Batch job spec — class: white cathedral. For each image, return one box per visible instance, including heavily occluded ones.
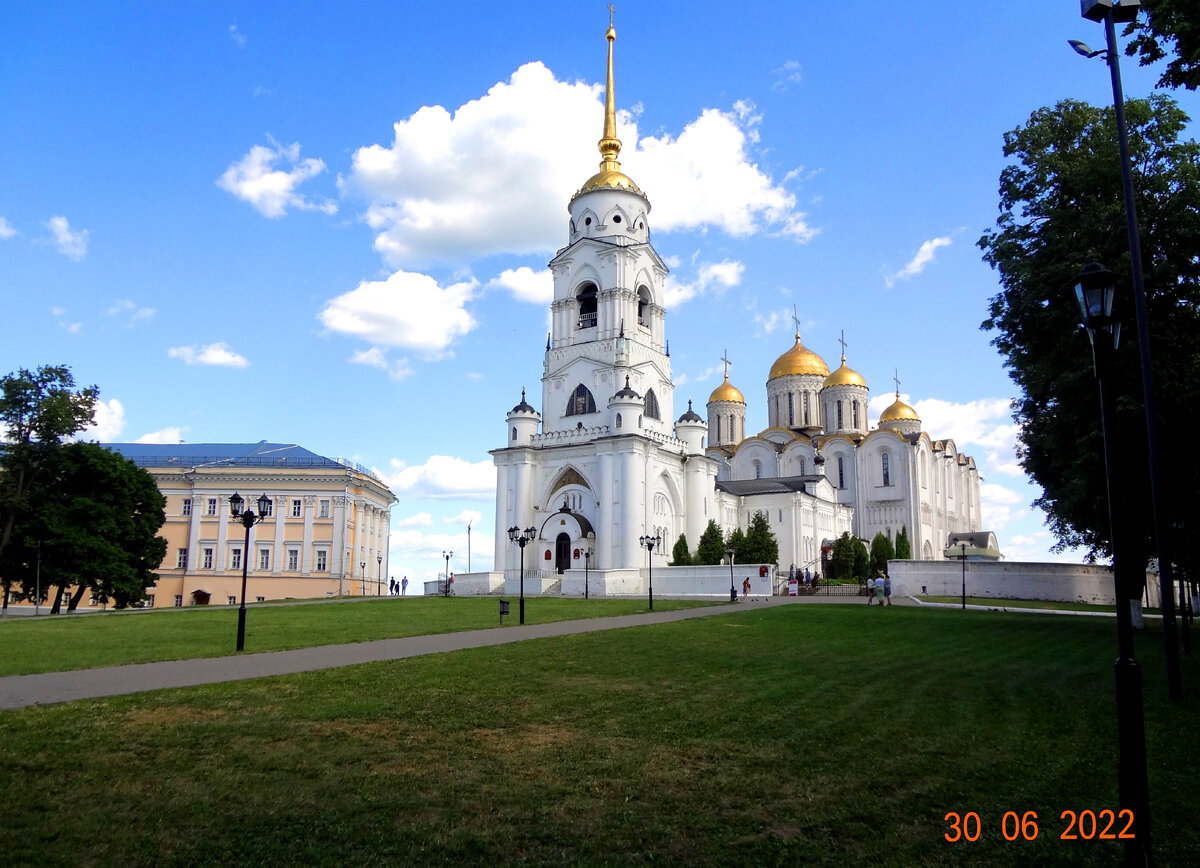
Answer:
[491,18,981,584]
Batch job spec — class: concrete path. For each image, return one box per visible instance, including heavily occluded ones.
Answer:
[3,595,863,711]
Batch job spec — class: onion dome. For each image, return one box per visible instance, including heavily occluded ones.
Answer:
[613,375,641,400]
[708,373,745,404]
[571,16,645,202]
[677,399,704,423]
[823,354,867,389]
[510,388,537,414]
[768,333,829,380]
[879,393,919,422]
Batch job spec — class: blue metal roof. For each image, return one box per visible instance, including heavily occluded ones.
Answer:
[101,441,382,481]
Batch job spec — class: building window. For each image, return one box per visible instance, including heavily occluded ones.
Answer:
[287,549,299,571]
[316,550,328,572]
[837,400,844,430]
[787,393,794,426]
[804,393,810,425]
[799,457,806,475]
[319,499,330,518]
[227,595,237,606]
[176,548,188,569]
[852,402,859,429]
[256,596,265,602]
[182,498,192,516]
[715,416,721,442]
[174,595,183,607]
[637,286,651,327]
[753,460,762,479]
[258,549,270,571]
[512,426,517,441]
[576,282,597,329]
[837,456,845,489]
[882,453,891,487]
[292,499,302,517]
[615,413,622,429]
[206,497,218,516]
[644,389,660,420]
[261,498,273,517]
[231,547,242,570]
[565,383,597,416]
[202,547,214,569]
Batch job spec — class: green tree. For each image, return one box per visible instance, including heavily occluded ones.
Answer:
[978,96,1200,589]
[895,526,912,560]
[1126,0,1200,91]
[853,538,870,580]
[694,519,726,565]
[669,533,692,566]
[726,527,748,566]
[0,366,98,612]
[2,443,166,612]
[830,532,856,582]
[869,532,895,577]
[741,511,779,566]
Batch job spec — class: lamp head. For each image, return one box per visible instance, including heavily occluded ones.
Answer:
[256,493,271,517]
[1081,0,1140,23]
[229,492,245,517]
[1068,39,1103,59]
[523,526,536,542]
[1072,261,1121,347]
[508,526,518,541]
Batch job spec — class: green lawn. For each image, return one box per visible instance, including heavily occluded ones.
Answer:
[917,595,1164,615]
[1,605,1196,866]
[0,596,715,676]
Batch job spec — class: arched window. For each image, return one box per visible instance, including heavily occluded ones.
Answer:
[837,400,844,430]
[803,393,810,425]
[715,416,721,442]
[565,384,596,416]
[882,452,891,486]
[753,460,762,479]
[852,401,859,429]
[799,457,806,475]
[615,413,622,429]
[637,286,652,327]
[511,427,517,441]
[729,414,734,439]
[644,388,660,420]
[837,456,845,489]
[787,393,794,426]
[920,453,928,488]
[576,282,598,329]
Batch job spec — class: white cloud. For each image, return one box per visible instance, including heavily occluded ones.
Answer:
[229,24,246,48]
[135,426,186,444]
[397,512,434,528]
[771,60,803,93]
[0,217,16,238]
[663,258,744,307]
[885,236,952,287]
[446,509,483,526]
[753,310,785,335]
[980,482,1025,531]
[168,342,250,368]
[319,268,476,355]
[349,346,414,381]
[388,526,488,576]
[76,399,126,441]
[382,455,496,500]
[217,138,336,218]
[105,299,155,326]
[487,266,553,305]
[344,61,812,265]
[47,216,89,261]
[675,364,723,388]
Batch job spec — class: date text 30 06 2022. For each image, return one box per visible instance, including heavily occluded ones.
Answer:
[944,809,1135,843]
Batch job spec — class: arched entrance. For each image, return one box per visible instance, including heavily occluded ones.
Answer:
[555,533,570,574]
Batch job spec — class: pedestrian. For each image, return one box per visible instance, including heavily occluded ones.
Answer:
[874,576,886,606]
[742,576,751,600]
[884,574,892,606]
[804,567,811,586]
[866,577,875,604]
[401,576,409,596]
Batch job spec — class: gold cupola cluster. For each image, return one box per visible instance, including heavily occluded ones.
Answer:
[768,333,830,380]
[708,372,745,404]
[823,353,867,389]
[879,394,920,422]
[573,12,644,201]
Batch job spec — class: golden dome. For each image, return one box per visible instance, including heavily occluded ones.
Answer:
[879,394,920,422]
[768,333,829,380]
[823,355,867,389]
[578,168,642,196]
[708,374,745,404]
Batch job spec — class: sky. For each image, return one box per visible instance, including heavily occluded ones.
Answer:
[3,2,1196,586]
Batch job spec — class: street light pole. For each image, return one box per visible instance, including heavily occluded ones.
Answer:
[726,545,736,603]
[508,526,536,624]
[640,533,661,611]
[960,542,967,610]
[584,547,592,599]
[1075,0,1182,703]
[442,550,453,596]
[229,492,271,653]
[360,561,366,597]
[377,555,382,596]
[467,520,472,573]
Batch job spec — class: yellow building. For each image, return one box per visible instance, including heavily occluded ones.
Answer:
[104,441,396,607]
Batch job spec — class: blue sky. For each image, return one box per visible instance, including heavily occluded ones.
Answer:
[3,2,1194,583]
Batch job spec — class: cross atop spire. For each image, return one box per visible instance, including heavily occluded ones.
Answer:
[838,329,848,361]
[720,348,731,380]
[608,3,614,28]
[893,369,901,395]
[791,304,801,338]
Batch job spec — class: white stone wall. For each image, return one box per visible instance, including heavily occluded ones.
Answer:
[889,559,1162,607]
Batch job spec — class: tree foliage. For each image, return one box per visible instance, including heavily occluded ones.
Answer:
[830,532,856,582]
[853,538,870,580]
[1126,0,1200,91]
[895,526,912,560]
[869,532,895,577]
[694,520,726,565]
[725,527,748,566]
[2,443,166,612]
[740,511,779,566]
[978,96,1200,585]
[669,533,692,566]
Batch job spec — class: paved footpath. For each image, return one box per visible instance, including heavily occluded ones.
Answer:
[2,595,873,711]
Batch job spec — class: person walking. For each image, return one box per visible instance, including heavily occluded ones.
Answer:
[866,577,875,604]
[742,576,751,601]
[401,576,409,596]
[873,576,886,606]
[883,575,892,606]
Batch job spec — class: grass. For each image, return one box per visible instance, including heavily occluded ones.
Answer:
[1,605,1197,866]
[917,595,1164,614]
[0,596,715,676]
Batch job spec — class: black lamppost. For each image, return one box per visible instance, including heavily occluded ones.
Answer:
[1074,259,1153,866]
[726,545,736,602]
[229,492,271,652]
[584,547,593,599]
[1072,0,1182,703]
[959,542,967,610]
[507,526,536,624]
[639,532,661,610]
[377,555,382,596]
[360,561,366,596]
[442,550,453,597]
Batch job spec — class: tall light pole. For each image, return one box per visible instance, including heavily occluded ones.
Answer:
[377,555,382,596]
[959,542,967,610]
[1073,0,1182,703]
[1073,259,1152,866]
[508,526,536,624]
[229,492,271,653]
[584,547,593,599]
[726,545,736,603]
[359,561,366,597]
[442,550,453,596]
[640,532,661,611]
[467,520,472,573]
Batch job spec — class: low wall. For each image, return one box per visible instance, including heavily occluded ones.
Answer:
[889,560,1161,607]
